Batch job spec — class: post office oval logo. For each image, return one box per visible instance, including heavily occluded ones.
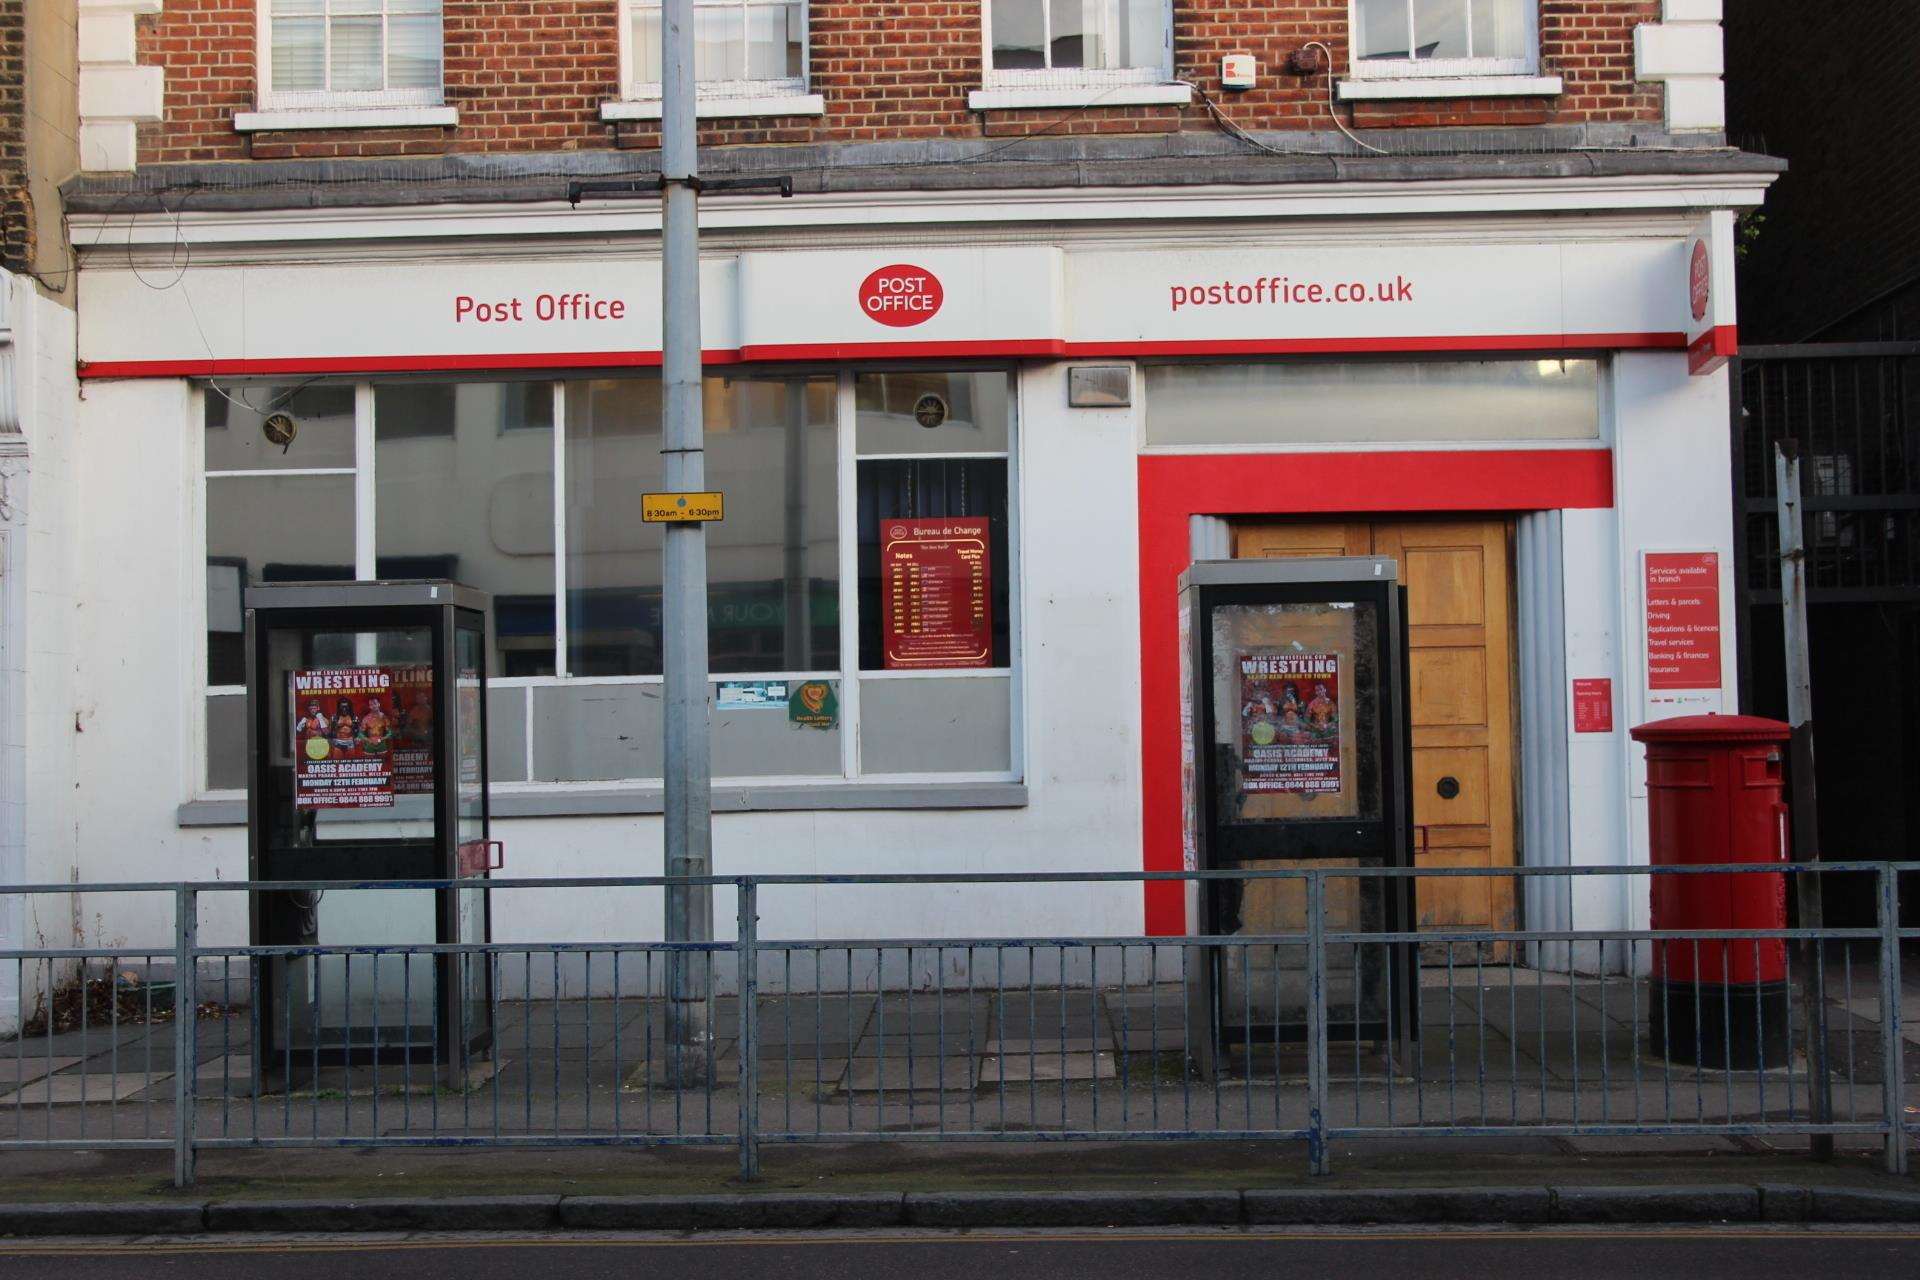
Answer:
[1689,239,1711,322]
[859,264,944,328]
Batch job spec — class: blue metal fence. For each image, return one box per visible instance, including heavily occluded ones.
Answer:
[1,863,1913,1188]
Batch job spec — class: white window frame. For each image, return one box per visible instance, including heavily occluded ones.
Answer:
[1346,0,1540,80]
[253,0,447,113]
[610,0,819,118]
[979,0,1174,91]
[197,372,1024,799]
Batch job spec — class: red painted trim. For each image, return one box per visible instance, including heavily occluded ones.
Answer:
[75,350,746,379]
[1135,448,1616,936]
[76,332,1690,379]
[1686,324,1738,376]
[736,339,1071,362]
[1064,332,1687,358]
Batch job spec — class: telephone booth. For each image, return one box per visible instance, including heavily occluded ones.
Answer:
[245,581,498,1087]
[1180,558,1416,1076]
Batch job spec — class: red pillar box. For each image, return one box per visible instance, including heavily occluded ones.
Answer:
[1629,715,1793,1069]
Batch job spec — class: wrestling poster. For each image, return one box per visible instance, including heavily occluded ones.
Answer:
[389,666,437,796]
[291,668,399,810]
[1238,651,1341,796]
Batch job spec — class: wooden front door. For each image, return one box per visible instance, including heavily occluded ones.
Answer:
[1233,518,1518,938]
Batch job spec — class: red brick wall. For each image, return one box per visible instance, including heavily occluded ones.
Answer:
[1,0,30,271]
[135,1,1667,164]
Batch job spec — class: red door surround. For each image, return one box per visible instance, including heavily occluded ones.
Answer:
[1135,448,1617,935]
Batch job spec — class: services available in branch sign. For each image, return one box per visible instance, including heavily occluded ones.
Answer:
[881,517,992,669]
[1644,552,1722,690]
[1239,651,1342,795]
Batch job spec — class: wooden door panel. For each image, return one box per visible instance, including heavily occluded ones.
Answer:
[1234,521,1371,560]
[1233,516,1518,944]
[1415,846,1498,931]
[1409,647,1489,728]
[1401,546,1489,627]
[1412,746,1490,826]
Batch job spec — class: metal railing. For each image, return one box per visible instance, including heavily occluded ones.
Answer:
[1,863,1913,1188]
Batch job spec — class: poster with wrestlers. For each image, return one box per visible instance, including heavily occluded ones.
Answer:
[1237,651,1341,796]
[290,667,399,810]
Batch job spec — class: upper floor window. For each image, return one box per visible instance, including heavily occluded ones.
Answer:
[985,0,1170,85]
[1351,0,1536,77]
[261,0,445,106]
[622,0,807,100]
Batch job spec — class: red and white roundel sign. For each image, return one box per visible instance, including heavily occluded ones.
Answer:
[1689,239,1711,322]
[859,264,943,328]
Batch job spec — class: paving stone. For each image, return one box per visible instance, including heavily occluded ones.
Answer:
[840,1057,975,1093]
[7,1071,171,1105]
[0,1056,82,1087]
[979,1050,1116,1084]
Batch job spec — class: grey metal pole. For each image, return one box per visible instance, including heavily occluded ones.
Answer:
[661,0,713,1086]
[1775,439,1832,1159]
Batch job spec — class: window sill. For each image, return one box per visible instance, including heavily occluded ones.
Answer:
[600,93,826,122]
[234,105,459,132]
[176,780,1028,826]
[968,83,1192,111]
[1336,75,1563,102]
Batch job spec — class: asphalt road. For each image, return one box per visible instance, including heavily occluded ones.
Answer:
[4,1228,1920,1279]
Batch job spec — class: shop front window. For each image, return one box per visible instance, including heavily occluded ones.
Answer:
[201,370,1018,795]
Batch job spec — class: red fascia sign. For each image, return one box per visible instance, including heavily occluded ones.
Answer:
[1685,213,1738,376]
[1644,552,1722,690]
[858,264,944,328]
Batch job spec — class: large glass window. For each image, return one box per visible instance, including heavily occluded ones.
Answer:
[374,382,556,677]
[623,0,806,100]
[263,0,445,105]
[1351,0,1535,76]
[205,383,358,688]
[1143,358,1602,448]
[202,370,1015,794]
[565,373,837,678]
[987,0,1168,79]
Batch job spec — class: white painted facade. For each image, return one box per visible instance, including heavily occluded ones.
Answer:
[0,271,83,1033]
[54,172,1773,974]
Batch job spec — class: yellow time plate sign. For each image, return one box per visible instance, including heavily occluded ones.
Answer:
[641,491,725,523]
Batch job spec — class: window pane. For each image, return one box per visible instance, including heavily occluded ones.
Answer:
[207,475,356,685]
[860,675,1012,773]
[1411,0,1469,60]
[857,458,1011,670]
[633,7,663,83]
[1354,0,1411,60]
[271,15,326,90]
[990,0,1045,70]
[206,382,356,471]
[745,2,804,80]
[1050,0,1088,69]
[271,0,324,14]
[330,15,384,91]
[854,371,1010,455]
[1141,359,1602,446]
[695,4,744,80]
[1470,0,1529,60]
[388,13,443,90]
[564,374,836,677]
[374,383,556,677]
